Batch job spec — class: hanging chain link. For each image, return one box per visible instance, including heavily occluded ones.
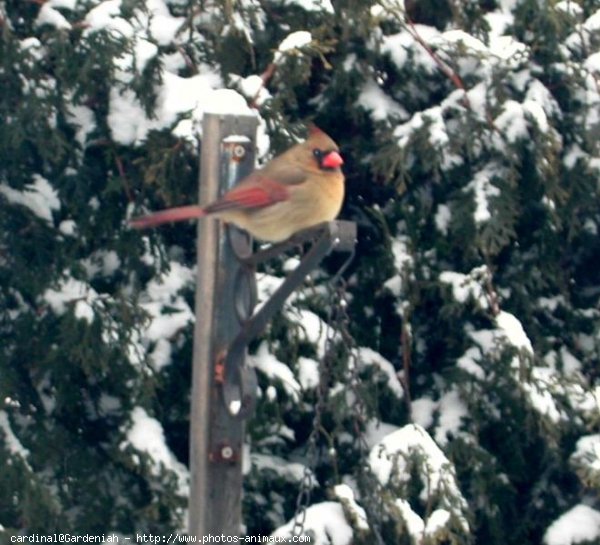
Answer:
[289,369,325,538]
[334,276,386,545]
[289,251,352,539]
[288,248,385,543]
[328,266,386,545]
[289,290,333,539]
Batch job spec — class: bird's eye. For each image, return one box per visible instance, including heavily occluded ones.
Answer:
[312,149,323,159]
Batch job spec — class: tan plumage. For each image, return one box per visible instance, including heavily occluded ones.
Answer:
[131,125,345,242]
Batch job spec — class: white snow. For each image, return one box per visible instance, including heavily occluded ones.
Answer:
[145,261,194,301]
[43,275,98,324]
[494,100,528,142]
[364,419,400,449]
[139,262,195,369]
[559,347,582,374]
[83,250,122,278]
[570,434,600,474]
[149,338,172,371]
[297,356,320,389]
[369,424,463,504]
[66,102,96,147]
[0,174,60,223]
[0,411,31,467]
[272,501,353,545]
[292,308,332,358]
[439,266,489,308]
[563,145,587,169]
[395,499,425,535]
[584,51,600,74]
[438,30,488,55]
[410,391,468,445]
[383,236,413,297]
[412,396,437,429]
[145,0,184,45]
[282,0,333,14]
[109,72,250,145]
[82,0,256,146]
[120,406,189,496]
[84,0,132,38]
[435,389,468,445]
[230,73,271,107]
[382,26,440,74]
[434,204,452,235]
[457,346,486,380]
[544,504,600,545]
[252,453,315,485]
[495,311,533,354]
[523,369,564,422]
[256,273,286,303]
[333,484,369,530]
[35,3,71,29]
[48,0,77,8]
[250,342,301,400]
[358,79,408,121]
[425,509,452,537]
[369,424,469,538]
[465,165,501,224]
[357,347,404,398]
[274,31,313,63]
[142,295,192,344]
[489,35,528,63]
[555,1,583,17]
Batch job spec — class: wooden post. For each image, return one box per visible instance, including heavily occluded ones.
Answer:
[189,113,258,537]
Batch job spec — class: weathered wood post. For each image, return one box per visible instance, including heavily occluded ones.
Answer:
[189,113,258,537]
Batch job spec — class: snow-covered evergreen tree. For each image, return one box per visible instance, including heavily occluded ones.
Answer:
[1,0,599,543]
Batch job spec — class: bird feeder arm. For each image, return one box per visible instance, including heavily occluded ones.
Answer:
[222,220,357,419]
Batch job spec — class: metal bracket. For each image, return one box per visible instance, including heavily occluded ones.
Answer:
[222,220,357,419]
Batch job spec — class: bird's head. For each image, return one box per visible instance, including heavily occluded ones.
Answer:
[304,124,344,172]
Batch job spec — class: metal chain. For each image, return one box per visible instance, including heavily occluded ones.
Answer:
[289,252,352,539]
[325,258,387,545]
[289,370,325,538]
[289,248,385,543]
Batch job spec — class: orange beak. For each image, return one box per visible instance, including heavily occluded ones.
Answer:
[321,150,344,169]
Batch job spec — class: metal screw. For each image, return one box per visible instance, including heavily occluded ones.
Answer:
[221,445,234,460]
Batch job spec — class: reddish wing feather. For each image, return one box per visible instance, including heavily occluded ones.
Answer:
[204,177,290,214]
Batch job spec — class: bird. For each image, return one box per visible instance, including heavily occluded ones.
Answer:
[130,125,344,242]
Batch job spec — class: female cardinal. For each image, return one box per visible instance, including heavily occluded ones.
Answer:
[130,125,344,242]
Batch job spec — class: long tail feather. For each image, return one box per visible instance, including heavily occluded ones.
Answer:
[130,205,205,229]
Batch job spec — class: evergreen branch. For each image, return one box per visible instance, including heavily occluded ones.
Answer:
[404,18,471,111]
[403,16,499,132]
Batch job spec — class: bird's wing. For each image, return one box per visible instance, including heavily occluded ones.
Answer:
[203,174,293,214]
[259,159,308,186]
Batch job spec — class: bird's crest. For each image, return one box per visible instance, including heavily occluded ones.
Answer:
[306,123,338,151]
[308,123,325,137]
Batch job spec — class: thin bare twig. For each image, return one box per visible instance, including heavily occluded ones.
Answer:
[400,318,412,417]
[114,154,134,203]
[249,62,277,110]
[405,18,471,110]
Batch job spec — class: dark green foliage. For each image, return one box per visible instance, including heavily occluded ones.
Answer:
[1,0,600,542]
